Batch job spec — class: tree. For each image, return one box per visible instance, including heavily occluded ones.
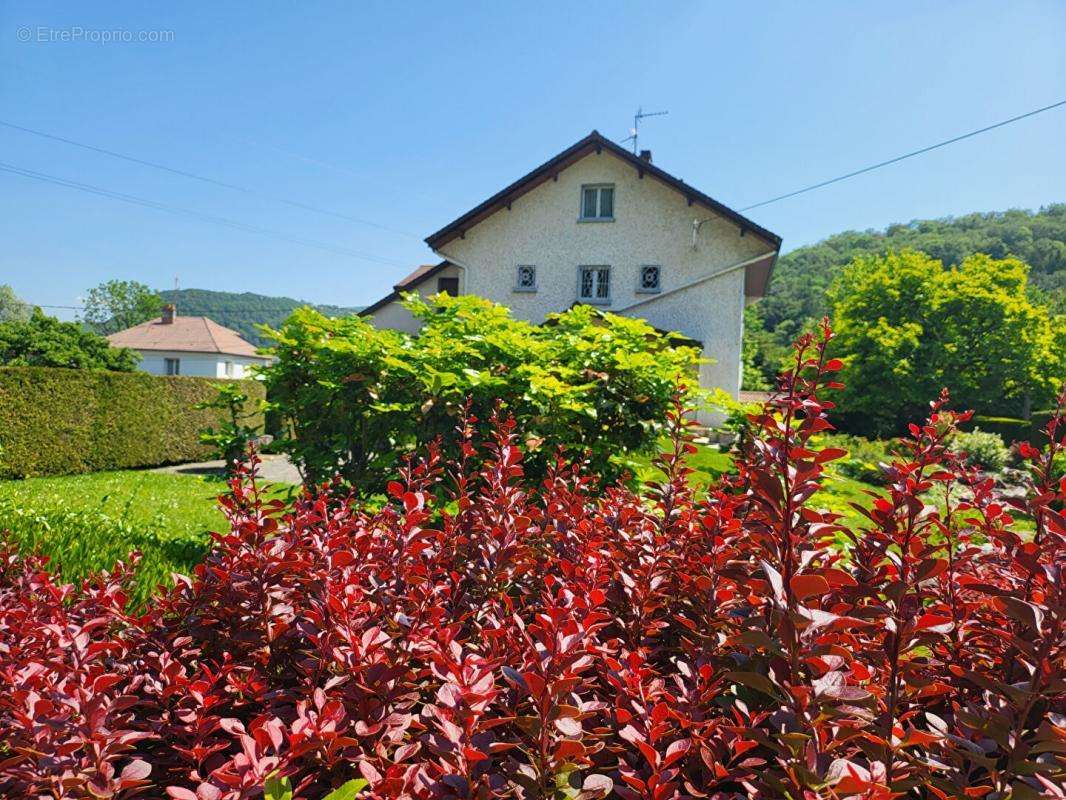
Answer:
[82,280,162,334]
[0,309,139,371]
[0,285,31,324]
[741,304,783,391]
[828,250,1061,435]
[745,205,1066,386]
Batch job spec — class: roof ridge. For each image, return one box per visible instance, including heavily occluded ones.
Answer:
[201,316,223,353]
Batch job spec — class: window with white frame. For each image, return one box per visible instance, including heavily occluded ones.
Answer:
[578,265,611,304]
[224,361,235,377]
[579,184,614,220]
[514,264,537,292]
[164,357,180,376]
[638,265,661,293]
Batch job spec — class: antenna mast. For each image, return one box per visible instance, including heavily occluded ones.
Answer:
[621,106,669,154]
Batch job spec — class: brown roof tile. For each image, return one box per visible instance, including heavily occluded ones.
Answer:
[107,316,262,358]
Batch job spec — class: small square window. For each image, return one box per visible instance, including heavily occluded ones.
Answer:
[515,264,537,292]
[579,184,615,220]
[437,277,459,296]
[578,265,611,304]
[164,357,180,376]
[638,265,661,293]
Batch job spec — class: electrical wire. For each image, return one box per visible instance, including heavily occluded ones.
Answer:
[0,119,421,240]
[739,99,1066,212]
[0,160,412,268]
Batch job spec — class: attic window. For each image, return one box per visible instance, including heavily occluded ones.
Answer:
[579,184,614,221]
[437,277,459,296]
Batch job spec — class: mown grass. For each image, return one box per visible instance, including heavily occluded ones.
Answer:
[0,444,886,606]
[0,470,294,605]
[628,439,880,530]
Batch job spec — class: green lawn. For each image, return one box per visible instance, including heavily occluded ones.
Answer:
[0,470,294,604]
[0,445,882,606]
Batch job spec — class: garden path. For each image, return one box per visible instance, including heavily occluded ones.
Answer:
[151,453,301,484]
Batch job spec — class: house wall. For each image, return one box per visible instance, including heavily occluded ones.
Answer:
[366,148,776,409]
[370,263,464,333]
[134,350,268,379]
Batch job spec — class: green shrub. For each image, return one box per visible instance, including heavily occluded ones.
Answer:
[196,382,265,469]
[0,367,265,478]
[950,427,1010,471]
[0,308,139,370]
[262,294,703,493]
[820,433,897,486]
[965,415,1031,446]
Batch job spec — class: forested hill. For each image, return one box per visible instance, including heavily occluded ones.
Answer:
[760,204,1066,342]
[158,289,364,346]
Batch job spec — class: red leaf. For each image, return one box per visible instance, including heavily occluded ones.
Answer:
[913,613,954,633]
[789,573,831,600]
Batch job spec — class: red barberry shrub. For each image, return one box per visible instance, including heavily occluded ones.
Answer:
[0,322,1062,799]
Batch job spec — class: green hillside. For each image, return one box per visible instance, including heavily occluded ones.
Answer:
[745,204,1066,387]
[158,289,364,346]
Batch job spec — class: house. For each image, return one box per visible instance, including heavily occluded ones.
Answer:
[107,304,270,378]
[361,131,782,413]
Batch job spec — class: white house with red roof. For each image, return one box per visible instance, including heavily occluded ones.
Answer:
[107,304,270,378]
[361,131,782,405]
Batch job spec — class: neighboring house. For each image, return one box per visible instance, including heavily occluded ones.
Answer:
[107,304,270,378]
[361,131,782,411]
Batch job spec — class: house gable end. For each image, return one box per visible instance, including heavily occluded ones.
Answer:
[424,131,781,253]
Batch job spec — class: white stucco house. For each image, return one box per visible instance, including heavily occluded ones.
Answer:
[361,130,782,410]
[107,304,270,378]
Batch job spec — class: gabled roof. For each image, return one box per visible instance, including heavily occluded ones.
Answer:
[359,261,453,316]
[107,316,262,358]
[424,130,782,252]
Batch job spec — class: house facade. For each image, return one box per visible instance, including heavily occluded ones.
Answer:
[362,131,781,406]
[107,304,270,378]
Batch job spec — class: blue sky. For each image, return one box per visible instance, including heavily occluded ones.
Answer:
[1,1,1063,315]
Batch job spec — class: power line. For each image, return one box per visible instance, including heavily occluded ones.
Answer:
[0,119,421,240]
[740,99,1066,212]
[32,304,365,314]
[0,160,412,268]
[241,137,369,180]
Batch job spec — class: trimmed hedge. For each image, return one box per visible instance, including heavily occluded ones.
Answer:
[0,367,264,478]
[964,412,1058,447]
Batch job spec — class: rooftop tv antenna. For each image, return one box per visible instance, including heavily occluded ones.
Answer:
[621,106,669,154]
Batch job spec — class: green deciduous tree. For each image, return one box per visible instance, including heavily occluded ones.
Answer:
[744,205,1066,386]
[262,293,703,492]
[0,309,139,371]
[0,285,31,324]
[829,250,1062,435]
[83,280,162,334]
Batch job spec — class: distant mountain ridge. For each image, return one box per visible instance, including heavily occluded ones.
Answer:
[158,288,364,346]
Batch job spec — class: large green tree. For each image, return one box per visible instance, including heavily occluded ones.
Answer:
[0,309,139,371]
[83,280,162,334]
[0,285,31,324]
[743,205,1066,388]
[828,250,1061,435]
